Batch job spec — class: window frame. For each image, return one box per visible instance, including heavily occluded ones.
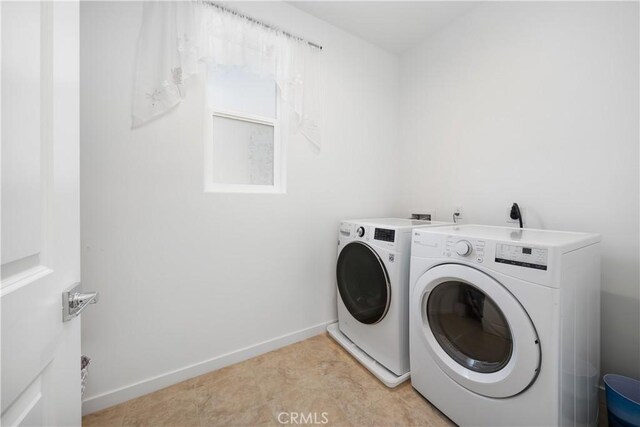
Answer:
[203,102,285,195]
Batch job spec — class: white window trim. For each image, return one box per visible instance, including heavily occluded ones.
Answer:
[203,105,286,194]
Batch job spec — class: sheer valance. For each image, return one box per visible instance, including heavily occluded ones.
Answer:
[132,1,321,148]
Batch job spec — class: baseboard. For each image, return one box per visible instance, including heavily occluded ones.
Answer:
[82,320,336,415]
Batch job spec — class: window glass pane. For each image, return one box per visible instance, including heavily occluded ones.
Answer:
[427,281,512,373]
[211,115,274,186]
[207,65,276,119]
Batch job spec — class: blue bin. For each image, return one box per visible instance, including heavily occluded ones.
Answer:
[604,374,640,427]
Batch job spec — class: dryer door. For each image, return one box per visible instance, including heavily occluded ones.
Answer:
[337,242,391,325]
[413,263,540,398]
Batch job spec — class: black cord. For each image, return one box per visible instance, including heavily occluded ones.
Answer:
[510,203,523,228]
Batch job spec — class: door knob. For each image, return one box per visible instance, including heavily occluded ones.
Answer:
[63,283,99,322]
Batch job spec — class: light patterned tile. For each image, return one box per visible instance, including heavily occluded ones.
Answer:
[196,372,263,416]
[199,402,277,426]
[367,394,433,427]
[122,399,199,427]
[247,342,348,402]
[251,365,319,401]
[83,404,127,427]
[399,387,456,427]
[118,378,198,427]
[297,335,350,363]
[268,387,350,427]
[194,361,268,427]
[322,356,400,410]
[85,334,460,427]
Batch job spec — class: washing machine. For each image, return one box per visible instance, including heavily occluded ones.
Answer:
[327,218,451,387]
[409,225,601,426]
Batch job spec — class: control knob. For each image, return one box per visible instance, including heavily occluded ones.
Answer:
[356,227,365,238]
[455,240,472,256]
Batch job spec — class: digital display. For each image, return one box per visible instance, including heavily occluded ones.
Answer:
[522,247,532,255]
[374,228,395,243]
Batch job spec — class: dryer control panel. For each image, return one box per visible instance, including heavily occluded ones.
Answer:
[340,222,402,250]
[495,244,548,270]
[374,228,395,243]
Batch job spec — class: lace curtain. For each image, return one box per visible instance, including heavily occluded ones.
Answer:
[132,1,321,148]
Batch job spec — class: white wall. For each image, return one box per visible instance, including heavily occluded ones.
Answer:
[398,2,639,379]
[80,1,401,412]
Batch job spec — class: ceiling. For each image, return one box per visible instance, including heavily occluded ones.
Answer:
[288,1,478,54]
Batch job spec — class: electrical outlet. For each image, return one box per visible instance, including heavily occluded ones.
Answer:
[454,206,464,219]
[506,206,526,225]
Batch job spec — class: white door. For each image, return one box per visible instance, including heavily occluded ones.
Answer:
[1,1,82,425]
[412,263,541,398]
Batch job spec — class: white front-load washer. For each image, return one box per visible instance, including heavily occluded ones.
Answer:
[409,225,601,426]
[328,218,451,387]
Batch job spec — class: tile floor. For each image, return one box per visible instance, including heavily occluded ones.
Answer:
[83,333,454,426]
[83,333,609,427]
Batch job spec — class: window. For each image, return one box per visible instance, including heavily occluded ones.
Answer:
[203,65,285,193]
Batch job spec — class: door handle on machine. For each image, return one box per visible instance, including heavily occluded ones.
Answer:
[63,283,100,322]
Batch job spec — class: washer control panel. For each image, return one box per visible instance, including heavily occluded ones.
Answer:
[454,240,472,256]
[445,236,486,263]
[495,244,548,270]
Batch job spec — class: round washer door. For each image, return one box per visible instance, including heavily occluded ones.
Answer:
[336,242,391,325]
[413,263,540,398]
